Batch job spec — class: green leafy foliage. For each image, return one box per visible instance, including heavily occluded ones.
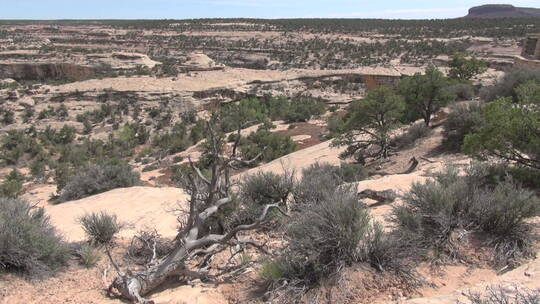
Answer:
[442,101,485,151]
[398,65,456,126]
[239,124,297,166]
[219,96,326,133]
[448,52,487,81]
[332,86,405,162]
[75,244,101,268]
[0,169,25,198]
[464,81,540,170]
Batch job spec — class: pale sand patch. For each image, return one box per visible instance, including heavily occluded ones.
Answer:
[404,255,540,304]
[291,134,311,142]
[43,186,187,242]
[54,67,423,93]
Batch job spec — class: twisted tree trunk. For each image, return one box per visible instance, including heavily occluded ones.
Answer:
[105,120,281,303]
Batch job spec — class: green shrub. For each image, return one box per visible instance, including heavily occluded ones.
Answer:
[0,108,14,125]
[464,81,540,170]
[79,212,120,245]
[240,171,295,207]
[332,86,405,161]
[447,82,476,100]
[0,169,25,198]
[239,127,296,166]
[442,101,484,151]
[0,130,41,165]
[448,53,487,81]
[260,260,284,288]
[398,65,455,126]
[218,96,326,132]
[75,244,101,268]
[58,161,140,202]
[393,164,540,265]
[268,189,394,287]
[293,163,366,207]
[338,162,369,183]
[229,171,295,228]
[0,197,69,277]
[480,67,540,102]
[284,96,327,123]
[153,123,192,155]
[392,123,431,149]
[325,112,346,139]
[30,157,48,180]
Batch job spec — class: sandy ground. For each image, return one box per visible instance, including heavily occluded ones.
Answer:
[43,186,187,242]
[54,66,423,93]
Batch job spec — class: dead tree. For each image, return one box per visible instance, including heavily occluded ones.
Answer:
[106,120,283,303]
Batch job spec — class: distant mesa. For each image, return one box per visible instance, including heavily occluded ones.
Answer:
[465,4,540,18]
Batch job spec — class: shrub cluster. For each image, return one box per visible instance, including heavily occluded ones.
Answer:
[391,123,431,149]
[58,161,140,203]
[447,82,476,100]
[442,101,484,151]
[293,162,367,207]
[219,96,326,133]
[480,67,540,102]
[263,187,397,289]
[392,164,540,265]
[0,169,25,198]
[238,125,297,166]
[228,171,295,229]
[0,198,70,277]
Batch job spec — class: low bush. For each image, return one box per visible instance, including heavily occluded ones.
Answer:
[229,171,295,228]
[0,169,25,198]
[79,212,120,245]
[219,96,326,132]
[75,244,101,268]
[284,96,327,123]
[393,164,540,265]
[447,82,475,100]
[293,163,366,207]
[0,130,41,165]
[325,112,346,139]
[0,197,70,277]
[58,161,140,203]
[240,171,295,207]
[265,189,396,288]
[442,101,484,151]
[239,127,296,166]
[392,123,431,149]
[480,67,540,102]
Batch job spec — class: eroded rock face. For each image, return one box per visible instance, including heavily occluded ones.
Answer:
[0,63,95,81]
[466,4,540,18]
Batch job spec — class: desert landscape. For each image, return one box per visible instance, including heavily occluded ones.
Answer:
[1,3,540,304]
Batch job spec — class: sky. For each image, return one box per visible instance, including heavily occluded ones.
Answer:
[1,0,539,20]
